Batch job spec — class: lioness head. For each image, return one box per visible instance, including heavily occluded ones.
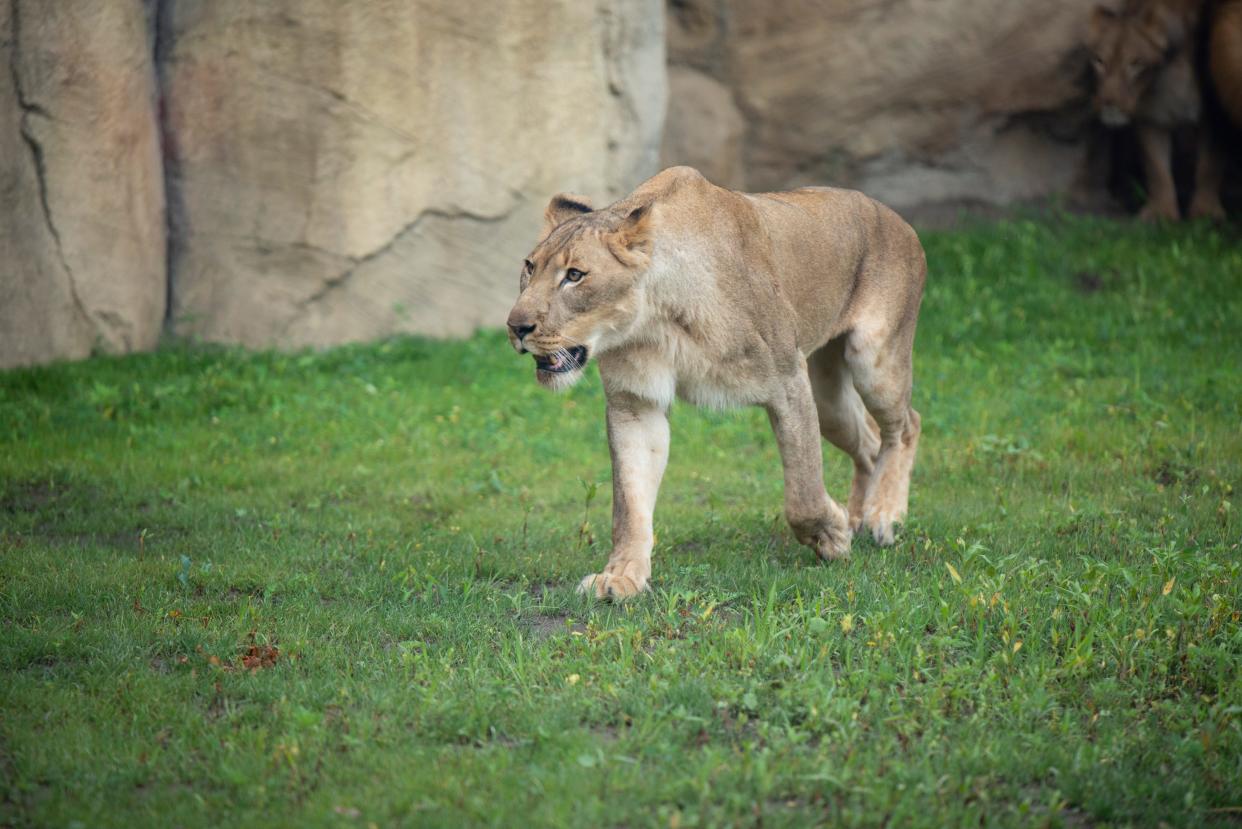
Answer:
[1087,2,1188,126]
[506,194,654,390]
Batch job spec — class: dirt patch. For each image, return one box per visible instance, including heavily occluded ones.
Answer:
[672,539,707,554]
[1014,783,1099,827]
[1072,267,1124,296]
[35,530,139,551]
[223,585,267,602]
[1074,270,1105,294]
[0,733,52,816]
[1151,459,1199,488]
[3,522,188,553]
[15,653,62,677]
[522,613,586,639]
[0,479,63,513]
[0,476,112,516]
[525,580,564,600]
[407,493,456,523]
[589,723,622,743]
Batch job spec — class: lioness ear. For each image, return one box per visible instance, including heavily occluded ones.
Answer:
[542,193,593,238]
[608,203,655,267]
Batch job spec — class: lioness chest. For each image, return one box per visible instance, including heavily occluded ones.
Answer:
[599,327,778,411]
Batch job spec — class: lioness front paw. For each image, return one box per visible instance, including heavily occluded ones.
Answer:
[861,506,903,546]
[1138,199,1179,223]
[578,571,647,600]
[792,502,852,561]
[808,522,852,561]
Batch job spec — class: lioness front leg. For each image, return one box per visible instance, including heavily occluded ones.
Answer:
[765,363,852,561]
[1136,124,1180,223]
[578,391,669,600]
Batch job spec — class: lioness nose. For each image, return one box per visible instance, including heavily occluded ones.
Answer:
[508,320,536,340]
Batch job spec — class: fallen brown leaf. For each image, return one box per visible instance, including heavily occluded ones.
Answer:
[239,644,279,671]
[206,642,280,672]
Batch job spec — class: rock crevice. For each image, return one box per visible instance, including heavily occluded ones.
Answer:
[1,1,665,366]
[2,0,168,367]
[8,0,90,334]
[160,0,666,350]
[1,1,1127,365]
[295,205,514,315]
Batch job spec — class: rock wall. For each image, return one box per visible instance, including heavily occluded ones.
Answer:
[663,0,1095,212]
[0,0,664,366]
[159,0,666,348]
[0,0,1144,367]
[0,0,166,369]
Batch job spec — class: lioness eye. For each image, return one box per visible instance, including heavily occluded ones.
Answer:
[562,267,587,285]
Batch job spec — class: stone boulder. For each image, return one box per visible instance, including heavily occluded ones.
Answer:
[0,0,166,369]
[665,0,1095,211]
[660,66,746,189]
[159,0,666,348]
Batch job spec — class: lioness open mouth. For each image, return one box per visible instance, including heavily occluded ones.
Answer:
[534,346,588,374]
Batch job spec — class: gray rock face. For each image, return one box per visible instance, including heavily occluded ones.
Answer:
[664,0,1094,211]
[660,66,746,190]
[1,0,1116,367]
[159,0,666,348]
[0,0,166,369]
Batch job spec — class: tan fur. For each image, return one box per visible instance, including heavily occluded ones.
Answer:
[1088,0,1225,220]
[507,167,926,599]
[1210,0,1242,128]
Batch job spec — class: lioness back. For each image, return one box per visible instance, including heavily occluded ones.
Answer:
[640,168,925,355]
[745,186,926,353]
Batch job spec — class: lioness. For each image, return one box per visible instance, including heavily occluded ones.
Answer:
[1088,0,1225,220]
[507,167,925,599]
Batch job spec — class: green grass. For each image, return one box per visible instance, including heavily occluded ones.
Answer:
[1,216,1240,828]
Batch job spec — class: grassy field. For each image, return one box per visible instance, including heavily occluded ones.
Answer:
[2,216,1241,828]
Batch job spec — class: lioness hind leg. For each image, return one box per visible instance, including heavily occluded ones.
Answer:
[844,327,920,545]
[807,339,881,534]
[1188,127,1226,221]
